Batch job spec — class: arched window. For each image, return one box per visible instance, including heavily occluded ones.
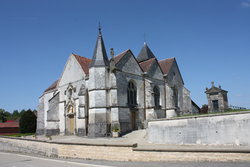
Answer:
[153,86,160,108]
[173,86,178,108]
[127,81,137,107]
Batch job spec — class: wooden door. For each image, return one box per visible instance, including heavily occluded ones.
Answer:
[70,116,74,134]
[131,111,135,130]
[213,100,219,112]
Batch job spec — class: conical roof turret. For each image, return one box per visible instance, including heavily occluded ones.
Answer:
[137,42,155,63]
[88,29,109,68]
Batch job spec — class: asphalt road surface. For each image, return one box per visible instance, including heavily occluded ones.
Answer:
[0,152,250,167]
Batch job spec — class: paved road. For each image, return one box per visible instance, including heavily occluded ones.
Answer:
[0,152,250,167]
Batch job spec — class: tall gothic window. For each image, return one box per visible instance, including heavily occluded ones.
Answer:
[153,86,160,108]
[173,86,178,108]
[127,81,137,107]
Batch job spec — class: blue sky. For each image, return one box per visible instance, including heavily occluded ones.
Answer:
[0,0,250,113]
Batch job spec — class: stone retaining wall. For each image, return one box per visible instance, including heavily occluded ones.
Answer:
[1,137,250,162]
[148,111,250,146]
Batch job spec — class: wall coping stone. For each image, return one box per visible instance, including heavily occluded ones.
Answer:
[133,147,250,153]
[148,111,250,122]
[0,136,137,147]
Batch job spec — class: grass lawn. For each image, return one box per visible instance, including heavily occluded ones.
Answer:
[176,109,250,118]
[3,133,35,137]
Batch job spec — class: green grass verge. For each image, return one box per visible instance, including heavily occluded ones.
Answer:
[175,109,250,118]
[3,133,35,137]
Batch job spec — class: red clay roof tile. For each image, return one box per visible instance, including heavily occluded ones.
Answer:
[113,49,130,65]
[44,79,59,92]
[73,54,92,75]
[159,57,175,74]
[139,58,156,72]
[0,122,19,128]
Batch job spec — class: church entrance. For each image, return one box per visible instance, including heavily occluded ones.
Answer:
[213,100,219,112]
[69,115,74,134]
[130,110,136,130]
[66,105,75,134]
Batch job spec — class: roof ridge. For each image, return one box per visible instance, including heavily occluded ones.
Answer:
[158,57,175,62]
[139,58,156,72]
[113,49,130,64]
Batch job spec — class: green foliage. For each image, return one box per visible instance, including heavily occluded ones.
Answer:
[113,126,120,132]
[19,109,37,133]
[19,109,26,117]
[200,104,208,114]
[202,104,208,108]
[0,108,8,123]
[7,116,19,121]
[12,110,19,117]
[4,133,35,137]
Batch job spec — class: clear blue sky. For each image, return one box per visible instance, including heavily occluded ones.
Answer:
[0,0,250,113]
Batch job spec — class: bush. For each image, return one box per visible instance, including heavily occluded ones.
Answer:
[19,109,37,133]
[200,104,208,114]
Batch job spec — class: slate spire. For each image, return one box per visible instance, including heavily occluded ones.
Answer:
[137,42,156,63]
[88,26,109,68]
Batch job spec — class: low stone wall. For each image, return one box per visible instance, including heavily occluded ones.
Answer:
[1,136,250,162]
[148,111,250,146]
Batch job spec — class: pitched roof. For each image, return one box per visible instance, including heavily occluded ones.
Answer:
[139,58,156,72]
[158,57,175,74]
[137,42,156,63]
[205,86,228,94]
[113,49,130,64]
[44,79,59,92]
[73,54,92,75]
[192,100,200,110]
[0,122,19,128]
[88,30,109,68]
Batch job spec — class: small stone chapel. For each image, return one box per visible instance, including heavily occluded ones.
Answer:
[205,81,229,113]
[36,28,194,137]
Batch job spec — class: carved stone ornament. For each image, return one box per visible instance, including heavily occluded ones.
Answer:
[78,84,86,95]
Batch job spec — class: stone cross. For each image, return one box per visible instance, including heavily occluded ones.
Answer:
[211,81,214,87]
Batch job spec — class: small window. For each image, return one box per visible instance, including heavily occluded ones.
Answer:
[153,86,160,108]
[69,89,72,97]
[127,81,137,107]
[173,86,178,108]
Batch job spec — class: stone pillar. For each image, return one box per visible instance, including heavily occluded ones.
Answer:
[59,102,65,135]
[78,84,86,136]
[88,67,109,137]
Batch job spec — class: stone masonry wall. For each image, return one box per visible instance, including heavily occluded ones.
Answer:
[1,137,250,162]
[148,112,250,146]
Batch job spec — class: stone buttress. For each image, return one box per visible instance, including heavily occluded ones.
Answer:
[88,29,110,137]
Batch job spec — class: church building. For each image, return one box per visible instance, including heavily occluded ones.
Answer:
[36,28,193,137]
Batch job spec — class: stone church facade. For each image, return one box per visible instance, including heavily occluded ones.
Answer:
[36,29,193,137]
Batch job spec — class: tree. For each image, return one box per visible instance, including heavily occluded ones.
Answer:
[12,110,19,117]
[0,108,8,123]
[19,109,26,117]
[19,109,37,133]
[200,104,208,114]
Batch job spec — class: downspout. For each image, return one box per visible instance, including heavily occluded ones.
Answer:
[143,72,147,120]
[143,74,146,120]
[163,74,167,118]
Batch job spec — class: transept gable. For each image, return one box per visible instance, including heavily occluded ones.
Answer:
[139,58,164,80]
[58,53,86,87]
[158,57,175,75]
[167,59,184,86]
[147,60,164,80]
[73,54,91,75]
[115,50,143,75]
